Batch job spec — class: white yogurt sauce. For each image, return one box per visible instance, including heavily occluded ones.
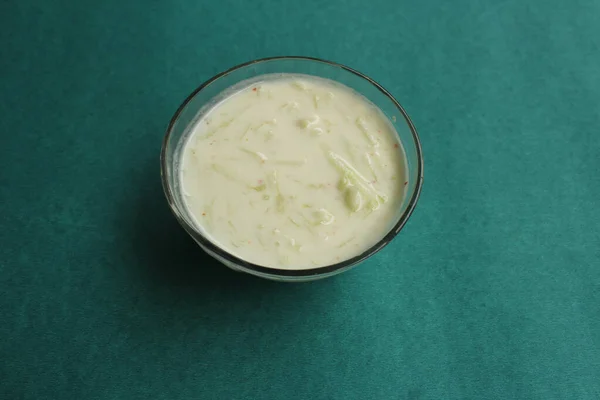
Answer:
[180,74,407,269]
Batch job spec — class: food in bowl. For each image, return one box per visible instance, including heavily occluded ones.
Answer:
[179,74,408,269]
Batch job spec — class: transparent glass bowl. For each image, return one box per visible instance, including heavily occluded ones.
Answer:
[160,56,423,282]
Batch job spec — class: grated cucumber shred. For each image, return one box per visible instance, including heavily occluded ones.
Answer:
[240,147,268,163]
[326,150,388,213]
[251,182,267,192]
[240,125,252,140]
[203,118,235,140]
[269,170,286,212]
[337,236,356,248]
[310,127,324,136]
[355,117,380,147]
[228,220,237,233]
[313,208,335,226]
[298,115,320,129]
[289,217,301,227]
[211,163,239,183]
[291,81,308,91]
[365,152,378,181]
[276,194,285,212]
[280,101,299,111]
[344,186,363,212]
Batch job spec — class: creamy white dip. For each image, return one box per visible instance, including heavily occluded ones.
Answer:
[180,75,407,269]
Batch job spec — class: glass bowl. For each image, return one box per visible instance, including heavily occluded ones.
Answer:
[160,56,423,282]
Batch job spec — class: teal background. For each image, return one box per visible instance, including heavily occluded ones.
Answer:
[1,0,599,398]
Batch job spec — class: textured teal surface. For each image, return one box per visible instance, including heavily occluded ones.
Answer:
[1,0,600,399]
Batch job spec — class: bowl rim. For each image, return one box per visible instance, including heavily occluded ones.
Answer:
[160,55,424,278]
